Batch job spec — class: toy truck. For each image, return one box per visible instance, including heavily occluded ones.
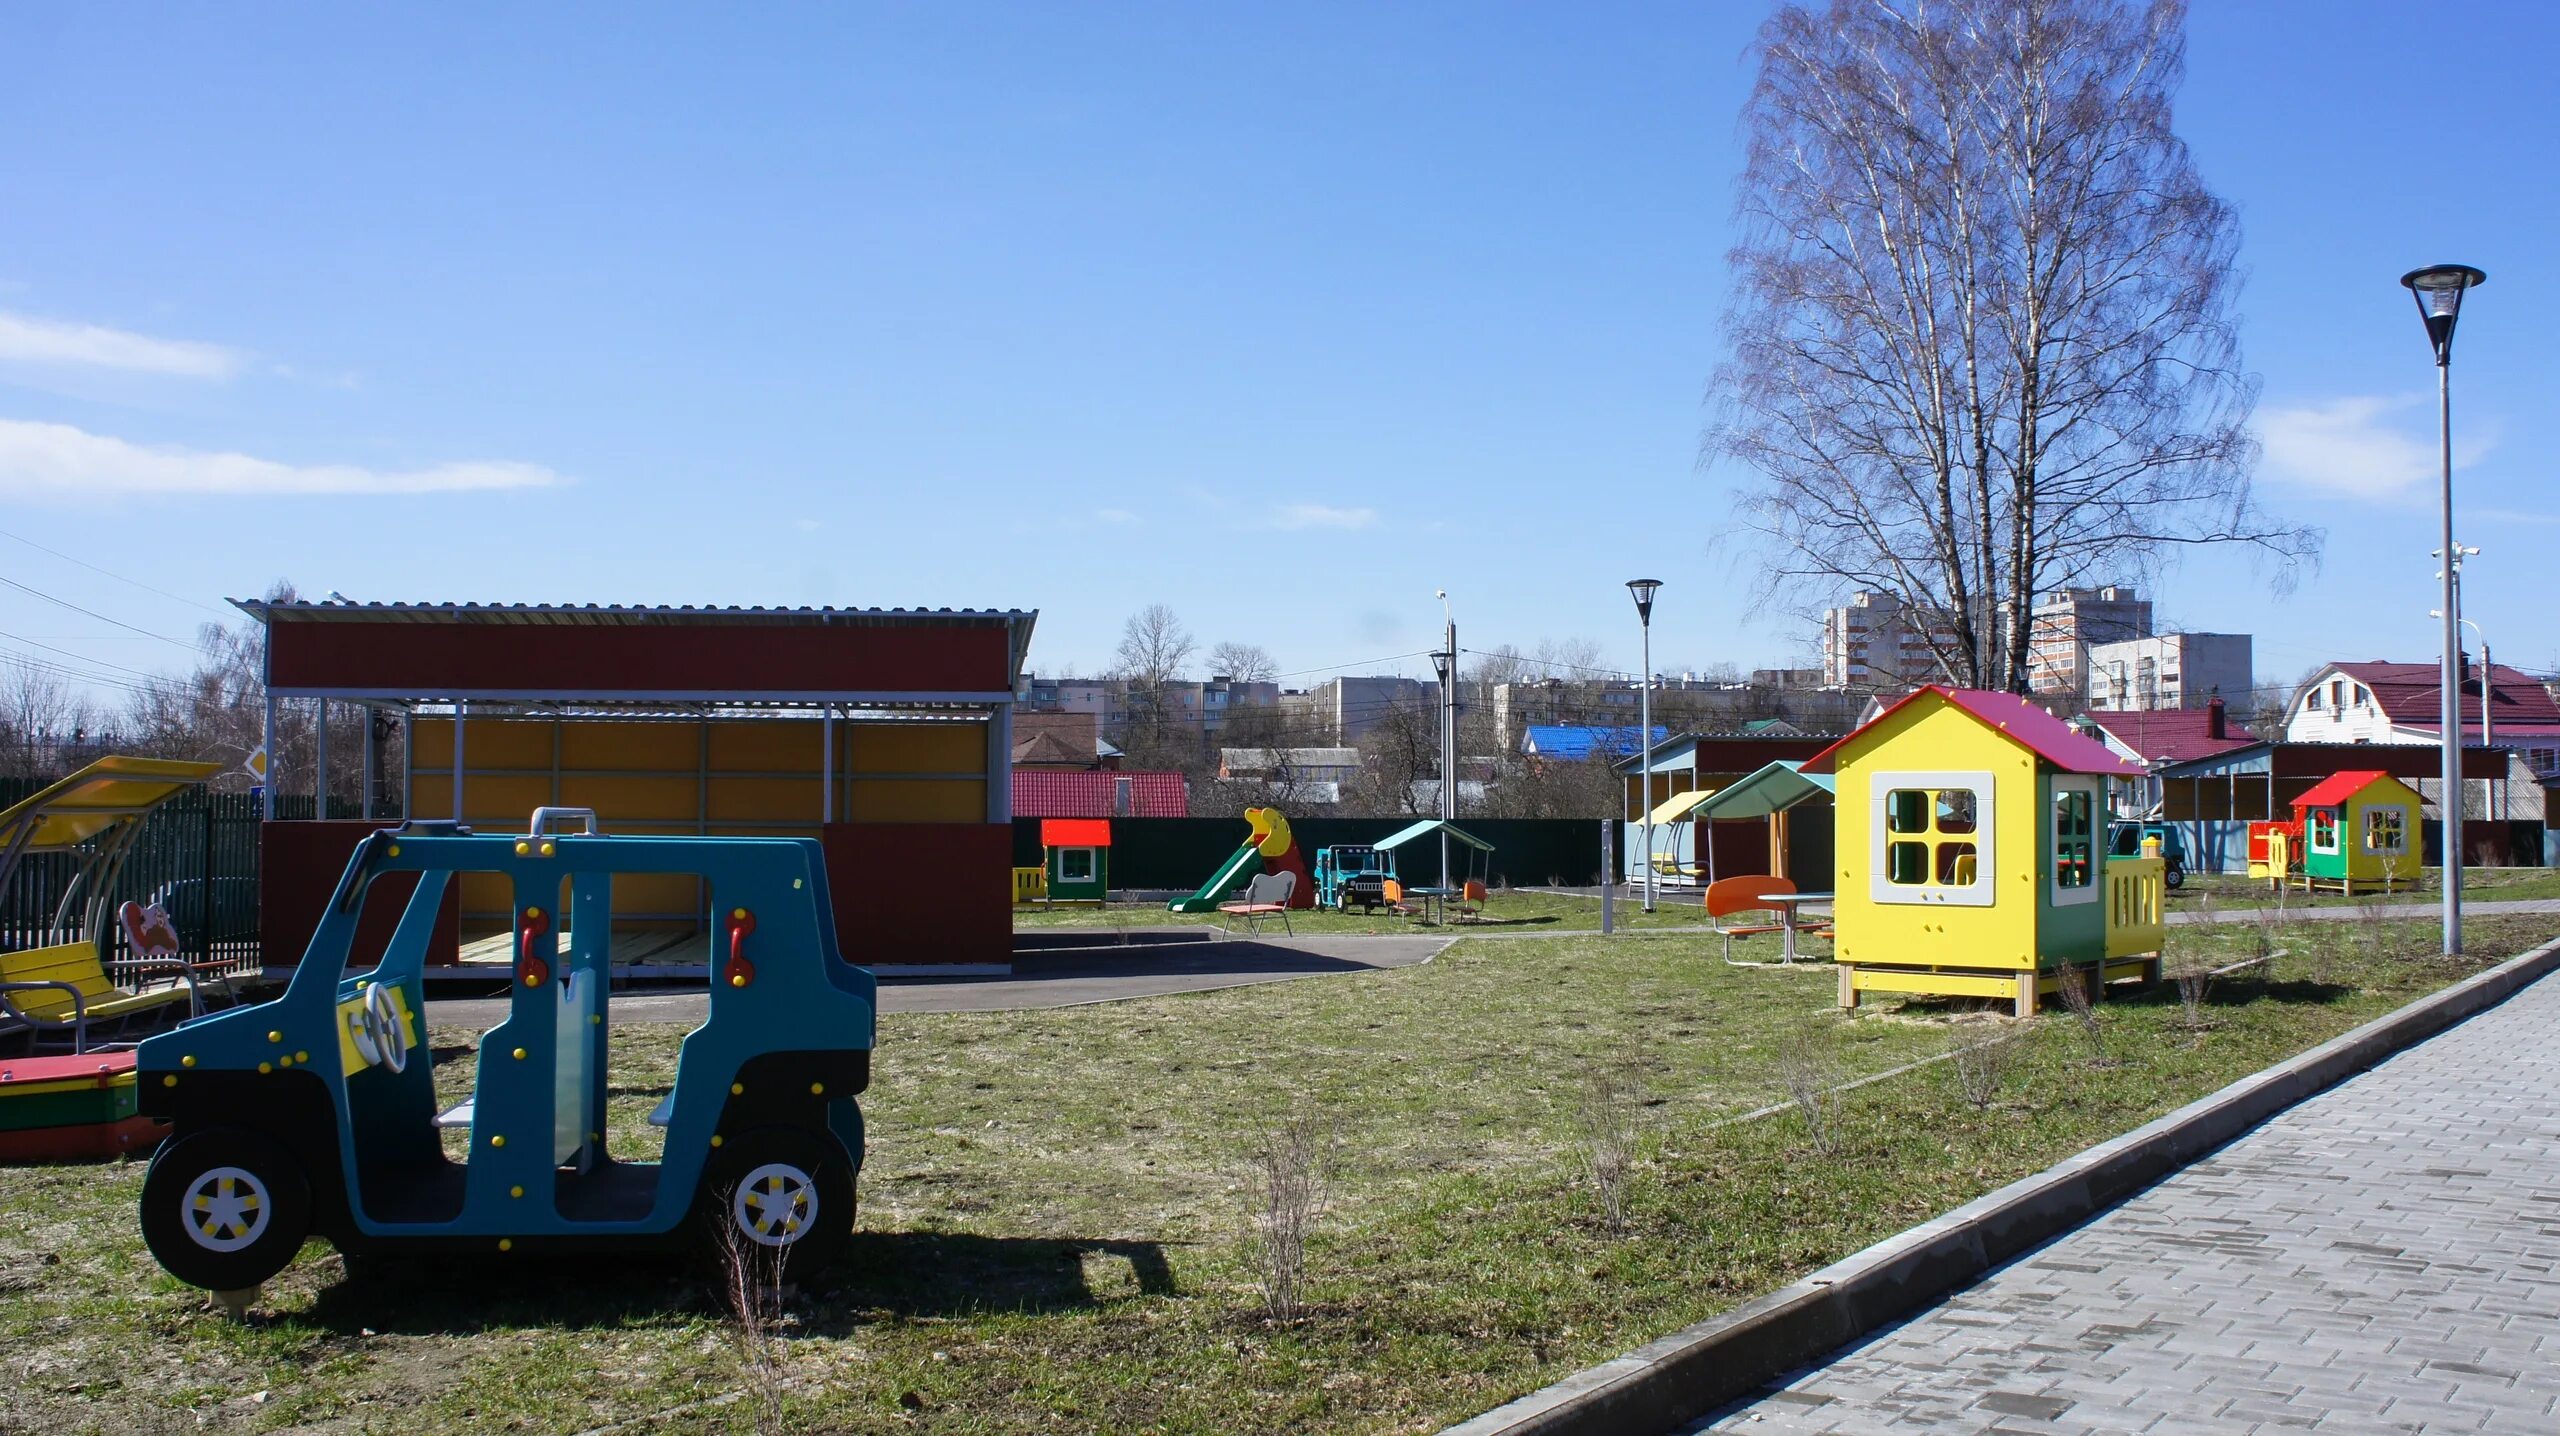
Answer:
[135,809,874,1294]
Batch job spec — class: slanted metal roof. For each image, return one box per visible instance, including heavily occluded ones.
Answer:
[234,598,1041,685]
[1692,761,1836,820]
[0,756,222,855]
[1374,819,1494,853]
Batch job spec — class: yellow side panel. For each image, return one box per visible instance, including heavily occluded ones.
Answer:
[708,777,822,823]
[846,779,985,822]
[1830,695,2041,973]
[1849,967,2024,1000]
[467,776,552,825]
[411,719,454,770]
[561,722,700,771]
[468,720,554,768]
[708,721,822,774]
[848,723,984,776]
[558,776,700,825]
[457,870,513,920]
[410,774,453,817]
[615,873,705,918]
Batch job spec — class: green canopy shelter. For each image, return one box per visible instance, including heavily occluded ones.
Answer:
[1373,819,1493,888]
[1687,760,1836,885]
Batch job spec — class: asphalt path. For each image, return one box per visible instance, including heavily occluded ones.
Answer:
[423,932,1451,1028]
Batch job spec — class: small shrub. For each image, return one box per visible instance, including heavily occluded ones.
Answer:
[1951,1027,2023,1112]
[2170,954,2213,1040]
[1250,1112,1336,1322]
[1776,1021,1845,1156]
[1575,1064,1641,1231]
[711,1192,792,1435]
[2054,963,2106,1063]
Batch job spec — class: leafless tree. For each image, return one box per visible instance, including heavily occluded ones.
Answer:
[1715,0,2316,690]
[1575,1063,1642,1232]
[1205,641,1277,685]
[1345,699,1438,816]
[1250,1112,1335,1323]
[1111,603,1198,759]
[1952,1028,2024,1111]
[0,657,97,778]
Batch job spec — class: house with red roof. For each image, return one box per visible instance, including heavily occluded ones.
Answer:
[2079,696,2256,817]
[2284,660,2560,749]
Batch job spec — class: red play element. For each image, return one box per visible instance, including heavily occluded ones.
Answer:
[1268,843,1315,908]
[724,909,757,989]
[518,908,552,989]
[1040,818,1112,848]
[0,1052,164,1160]
[2289,770,2392,812]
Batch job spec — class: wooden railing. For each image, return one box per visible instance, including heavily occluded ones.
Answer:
[2104,856,2165,958]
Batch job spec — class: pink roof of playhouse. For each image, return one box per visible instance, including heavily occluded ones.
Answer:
[2325,660,2560,737]
[2289,769,2402,812]
[1803,686,2143,777]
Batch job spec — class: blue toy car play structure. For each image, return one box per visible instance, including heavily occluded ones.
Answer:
[1312,844,1395,912]
[136,809,875,1293]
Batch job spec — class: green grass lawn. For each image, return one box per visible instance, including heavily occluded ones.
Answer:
[2176,865,2560,910]
[1013,886,1784,935]
[3,913,2553,1434]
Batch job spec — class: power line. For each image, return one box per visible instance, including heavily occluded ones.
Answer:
[0,525,228,616]
[0,574,192,648]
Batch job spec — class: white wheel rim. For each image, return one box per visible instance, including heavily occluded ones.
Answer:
[183,1166,272,1253]
[730,1162,818,1248]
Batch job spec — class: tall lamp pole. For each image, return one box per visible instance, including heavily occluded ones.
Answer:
[1434,590,1457,897]
[1627,579,1662,914]
[2403,263,2486,957]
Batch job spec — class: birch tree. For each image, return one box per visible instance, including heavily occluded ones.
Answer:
[1714,0,2316,691]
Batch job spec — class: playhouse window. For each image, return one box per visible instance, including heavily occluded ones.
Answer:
[1059,848,1095,881]
[2364,806,2405,854]
[2307,809,2340,853]
[2053,789,2094,888]
[1882,786,1983,890]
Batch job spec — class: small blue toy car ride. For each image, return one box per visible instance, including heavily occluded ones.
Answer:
[135,809,876,1294]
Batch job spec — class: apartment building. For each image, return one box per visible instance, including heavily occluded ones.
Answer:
[2025,585,2153,699]
[2085,633,2252,711]
[1819,592,1962,689]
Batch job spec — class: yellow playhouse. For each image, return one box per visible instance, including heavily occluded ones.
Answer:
[2289,770,2424,894]
[1804,687,2167,1016]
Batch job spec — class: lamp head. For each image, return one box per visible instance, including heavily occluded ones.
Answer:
[1625,578,1663,625]
[2401,264,2486,363]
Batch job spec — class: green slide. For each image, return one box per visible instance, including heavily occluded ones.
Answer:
[1168,845,1263,913]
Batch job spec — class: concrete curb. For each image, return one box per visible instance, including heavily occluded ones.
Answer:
[1438,935,2560,1436]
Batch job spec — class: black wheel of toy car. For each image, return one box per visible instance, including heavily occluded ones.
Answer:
[140,1129,313,1292]
[2164,860,2186,890]
[696,1126,857,1281]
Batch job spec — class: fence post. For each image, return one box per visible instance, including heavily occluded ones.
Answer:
[1600,819,1615,936]
[199,795,216,967]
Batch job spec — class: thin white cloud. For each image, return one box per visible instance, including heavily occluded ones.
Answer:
[0,310,244,380]
[2257,394,2490,501]
[1095,507,1139,525]
[1276,503,1376,531]
[0,417,564,499]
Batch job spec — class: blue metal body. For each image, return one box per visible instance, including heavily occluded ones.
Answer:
[137,822,874,1251]
[1313,844,1395,910]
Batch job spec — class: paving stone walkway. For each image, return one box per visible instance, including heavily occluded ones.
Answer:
[1696,970,2560,1434]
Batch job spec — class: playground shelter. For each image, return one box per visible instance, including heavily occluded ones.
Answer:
[243,599,1036,976]
[1614,735,1833,883]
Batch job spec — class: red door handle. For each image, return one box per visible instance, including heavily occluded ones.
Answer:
[724,908,756,988]
[519,907,551,989]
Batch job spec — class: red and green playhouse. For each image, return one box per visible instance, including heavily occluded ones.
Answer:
[246,600,1036,976]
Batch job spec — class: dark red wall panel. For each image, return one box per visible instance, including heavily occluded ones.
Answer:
[822,823,1013,968]
[261,821,460,968]
[269,621,1011,695]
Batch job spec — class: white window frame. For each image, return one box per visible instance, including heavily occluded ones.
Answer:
[1058,847,1096,882]
[1868,769,1997,907]
[2049,776,2102,907]
[2363,804,2408,855]
[2308,809,2342,855]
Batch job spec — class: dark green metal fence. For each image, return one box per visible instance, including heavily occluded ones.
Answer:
[1012,816,1619,890]
[1,780,384,980]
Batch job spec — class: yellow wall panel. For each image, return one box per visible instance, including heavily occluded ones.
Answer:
[709,721,823,773]
[708,777,822,823]
[471,720,555,768]
[561,721,700,771]
[411,719,453,769]
[846,778,984,822]
[467,776,552,822]
[557,776,700,824]
[848,723,984,775]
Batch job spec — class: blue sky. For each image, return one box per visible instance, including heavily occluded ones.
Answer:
[1,1,2553,715]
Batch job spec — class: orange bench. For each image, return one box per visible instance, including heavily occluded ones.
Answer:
[1706,875,1797,965]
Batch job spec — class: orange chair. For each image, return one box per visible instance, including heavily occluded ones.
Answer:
[1455,879,1489,922]
[1379,879,1419,919]
[1705,874,1797,965]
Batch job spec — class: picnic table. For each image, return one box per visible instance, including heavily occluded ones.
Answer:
[1760,892,1835,964]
